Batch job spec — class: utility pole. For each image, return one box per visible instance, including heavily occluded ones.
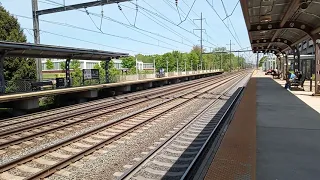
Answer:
[176,57,178,75]
[194,12,205,72]
[153,56,156,76]
[166,58,168,77]
[31,0,131,81]
[191,59,193,74]
[220,53,222,70]
[226,40,235,72]
[184,58,186,74]
[238,51,240,70]
[32,0,42,81]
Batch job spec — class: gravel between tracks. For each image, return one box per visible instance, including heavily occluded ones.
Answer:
[0,98,167,165]
[46,79,237,180]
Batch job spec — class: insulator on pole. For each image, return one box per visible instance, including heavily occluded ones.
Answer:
[175,0,178,6]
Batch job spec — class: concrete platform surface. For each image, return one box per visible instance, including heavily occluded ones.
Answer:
[255,73,320,179]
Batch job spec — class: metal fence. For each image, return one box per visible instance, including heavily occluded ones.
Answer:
[4,80,35,93]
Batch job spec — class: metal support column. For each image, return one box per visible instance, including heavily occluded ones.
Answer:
[32,0,42,81]
[314,42,320,94]
[293,46,300,73]
[65,58,71,87]
[105,58,111,83]
[0,53,6,94]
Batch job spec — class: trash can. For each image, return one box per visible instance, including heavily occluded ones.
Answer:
[56,78,65,88]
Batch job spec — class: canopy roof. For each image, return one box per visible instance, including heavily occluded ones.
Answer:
[0,41,128,60]
[240,0,320,54]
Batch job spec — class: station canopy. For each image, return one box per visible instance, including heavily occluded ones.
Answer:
[0,41,129,60]
[240,0,320,54]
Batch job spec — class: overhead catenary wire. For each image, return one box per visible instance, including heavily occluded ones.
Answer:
[21,27,146,54]
[121,3,196,46]
[39,0,219,52]
[205,0,250,58]
[161,0,217,46]
[41,0,189,49]
[15,14,178,50]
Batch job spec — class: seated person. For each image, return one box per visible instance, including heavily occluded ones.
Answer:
[284,72,296,90]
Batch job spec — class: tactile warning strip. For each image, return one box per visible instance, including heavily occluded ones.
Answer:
[204,78,256,180]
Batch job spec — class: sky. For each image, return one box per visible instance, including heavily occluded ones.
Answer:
[0,0,256,62]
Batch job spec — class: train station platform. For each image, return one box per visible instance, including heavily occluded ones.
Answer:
[203,71,320,179]
[0,71,222,111]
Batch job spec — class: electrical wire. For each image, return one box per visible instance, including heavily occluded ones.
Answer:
[41,0,185,48]
[205,0,250,58]
[85,8,103,32]
[15,14,178,50]
[21,27,145,53]
[117,3,132,25]
[222,0,240,21]
[121,3,195,46]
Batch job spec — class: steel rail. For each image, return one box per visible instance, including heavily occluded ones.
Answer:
[118,73,247,180]
[0,73,243,176]
[24,74,244,180]
[0,74,240,150]
[0,74,223,135]
[0,73,227,129]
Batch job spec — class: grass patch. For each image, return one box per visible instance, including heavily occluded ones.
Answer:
[43,73,65,79]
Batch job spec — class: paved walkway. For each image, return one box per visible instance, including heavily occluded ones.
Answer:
[254,72,320,179]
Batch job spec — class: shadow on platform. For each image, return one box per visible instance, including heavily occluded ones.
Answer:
[256,77,320,180]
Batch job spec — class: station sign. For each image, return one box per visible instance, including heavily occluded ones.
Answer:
[83,69,100,80]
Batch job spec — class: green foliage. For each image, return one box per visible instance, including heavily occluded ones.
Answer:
[45,59,54,70]
[94,61,120,83]
[259,56,267,67]
[70,60,81,86]
[0,6,36,81]
[121,56,136,69]
[60,61,66,70]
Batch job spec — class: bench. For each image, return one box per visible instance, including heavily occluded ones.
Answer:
[272,71,281,79]
[291,78,305,90]
[156,73,165,78]
[31,81,54,91]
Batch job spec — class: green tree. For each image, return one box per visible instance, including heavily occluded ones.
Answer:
[259,56,267,67]
[0,6,36,81]
[94,61,120,83]
[121,56,136,69]
[60,61,65,70]
[70,60,81,86]
[45,59,54,70]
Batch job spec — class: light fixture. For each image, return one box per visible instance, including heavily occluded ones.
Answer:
[300,1,310,10]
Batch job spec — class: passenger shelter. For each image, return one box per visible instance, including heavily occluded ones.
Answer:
[0,41,129,94]
[240,0,320,94]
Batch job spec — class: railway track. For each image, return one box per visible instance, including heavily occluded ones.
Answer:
[0,72,246,180]
[118,76,247,180]
[0,72,230,131]
[0,73,243,152]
